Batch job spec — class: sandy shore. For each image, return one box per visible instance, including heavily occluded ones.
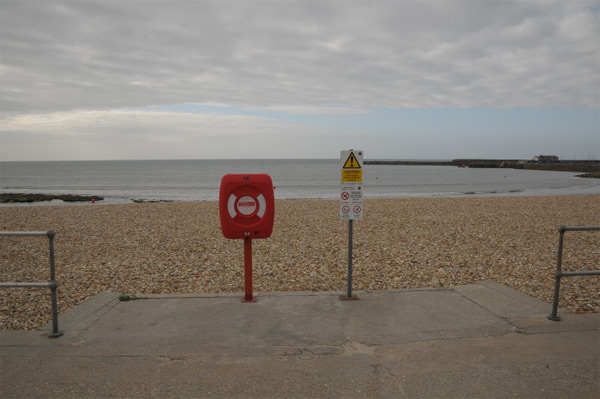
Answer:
[1,195,599,330]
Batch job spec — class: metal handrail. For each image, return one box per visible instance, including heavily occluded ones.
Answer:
[548,226,600,321]
[0,231,63,337]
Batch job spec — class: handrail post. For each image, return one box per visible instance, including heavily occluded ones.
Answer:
[548,225,600,322]
[47,230,63,337]
[548,226,565,321]
[0,230,63,337]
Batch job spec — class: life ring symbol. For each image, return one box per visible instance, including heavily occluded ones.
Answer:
[227,192,266,222]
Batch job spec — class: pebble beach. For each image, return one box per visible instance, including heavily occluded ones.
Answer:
[1,195,599,331]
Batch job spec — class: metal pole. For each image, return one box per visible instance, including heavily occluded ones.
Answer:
[0,282,53,288]
[242,236,256,302]
[47,231,63,337]
[347,219,353,299]
[562,226,600,232]
[339,220,359,301]
[548,227,565,321]
[560,271,600,277]
[0,231,49,237]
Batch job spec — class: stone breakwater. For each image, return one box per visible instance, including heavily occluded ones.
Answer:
[1,196,599,330]
[365,159,600,173]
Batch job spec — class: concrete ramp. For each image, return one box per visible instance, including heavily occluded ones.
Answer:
[1,281,598,398]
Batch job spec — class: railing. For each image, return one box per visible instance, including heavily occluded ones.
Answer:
[548,226,600,321]
[0,231,63,337]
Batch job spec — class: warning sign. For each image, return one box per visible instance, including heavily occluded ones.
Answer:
[343,152,361,169]
[341,169,362,183]
[340,150,364,220]
[340,150,363,184]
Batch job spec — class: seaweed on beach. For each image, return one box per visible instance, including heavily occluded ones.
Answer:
[576,171,600,179]
[0,193,103,203]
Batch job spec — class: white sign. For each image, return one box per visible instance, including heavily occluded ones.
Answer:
[236,195,257,216]
[340,150,364,220]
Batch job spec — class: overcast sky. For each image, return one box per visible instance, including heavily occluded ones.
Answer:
[1,0,598,161]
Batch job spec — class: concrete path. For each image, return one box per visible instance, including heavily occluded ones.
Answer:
[1,281,598,398]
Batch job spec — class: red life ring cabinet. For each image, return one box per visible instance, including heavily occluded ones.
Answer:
[219,173,275,303]
[219,174,274,239]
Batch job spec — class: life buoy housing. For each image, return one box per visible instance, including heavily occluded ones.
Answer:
[219,174,275,239]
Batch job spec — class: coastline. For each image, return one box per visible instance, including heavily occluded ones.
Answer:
[1,195,599,330]
[2,159,598,205]
[365,159,600,173]
[2,184,599,207]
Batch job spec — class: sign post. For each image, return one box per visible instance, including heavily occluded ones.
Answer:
[243,236,253,302]
[340,149,363,300]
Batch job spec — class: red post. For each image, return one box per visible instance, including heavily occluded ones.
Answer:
[242,236,256,302]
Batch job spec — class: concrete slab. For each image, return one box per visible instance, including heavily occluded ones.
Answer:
[41,291,121,333]
[69,289,513,354]
[1,282,598,398]
[454,280,553,318]
[377,331,599,399]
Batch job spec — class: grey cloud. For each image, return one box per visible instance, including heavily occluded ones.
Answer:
[1,0,598,115]
[0,109,347,161]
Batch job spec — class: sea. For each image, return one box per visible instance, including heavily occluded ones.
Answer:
[0,159,598,206]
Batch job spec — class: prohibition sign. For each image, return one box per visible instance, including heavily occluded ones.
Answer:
[342,205,350,214]
[353,205,362,214]
[341,191,350,200]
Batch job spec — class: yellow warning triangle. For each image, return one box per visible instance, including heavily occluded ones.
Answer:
[343,152,361,169]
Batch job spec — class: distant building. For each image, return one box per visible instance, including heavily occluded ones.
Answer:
[532,155,559,163]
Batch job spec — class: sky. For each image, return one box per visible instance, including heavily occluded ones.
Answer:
[1,0,599,162]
